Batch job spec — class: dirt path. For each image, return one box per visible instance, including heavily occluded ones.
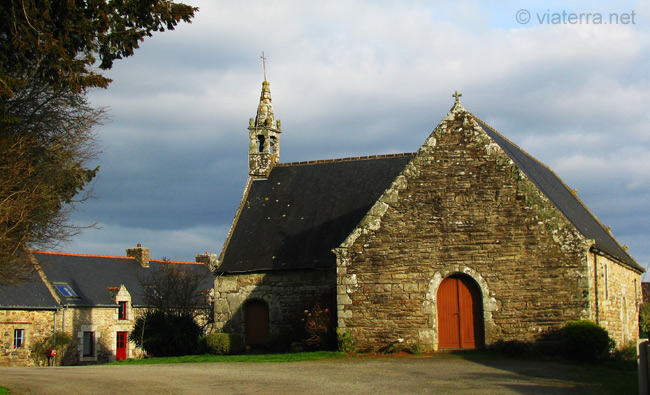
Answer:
[0,356,596,394]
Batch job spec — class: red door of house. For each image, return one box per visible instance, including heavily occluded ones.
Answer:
[245,300,269,349]
[116,332,128,361]
[437,274,484,349]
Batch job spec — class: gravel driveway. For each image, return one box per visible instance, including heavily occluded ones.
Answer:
[0,355,600,394]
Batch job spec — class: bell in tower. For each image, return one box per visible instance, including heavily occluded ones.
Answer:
[248,80,281,178]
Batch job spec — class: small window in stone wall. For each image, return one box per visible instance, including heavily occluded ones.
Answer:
[118,301,128,320]
[83,332,94,357]
[13,329,24,349]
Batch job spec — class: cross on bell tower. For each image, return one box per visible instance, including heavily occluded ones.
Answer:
[247,54,281,178]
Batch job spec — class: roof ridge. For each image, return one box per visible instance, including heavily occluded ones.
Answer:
[33,251,133,260]
[277,152,415,167]
[33,251,200,265]
[150,259,204,265]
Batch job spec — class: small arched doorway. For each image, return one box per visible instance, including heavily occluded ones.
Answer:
[437,274,484,349]
[245,299,269,349]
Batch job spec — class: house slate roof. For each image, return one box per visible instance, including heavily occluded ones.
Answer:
[473,117,642,271]
[0,265,60,309]
[0,252,213,309]
[217,154,415,273]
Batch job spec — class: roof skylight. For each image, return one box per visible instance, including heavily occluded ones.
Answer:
[54,283,78,298]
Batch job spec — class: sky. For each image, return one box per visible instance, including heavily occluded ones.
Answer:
[62,0,649,278]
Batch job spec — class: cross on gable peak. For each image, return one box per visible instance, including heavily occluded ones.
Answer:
[452,91,462,103]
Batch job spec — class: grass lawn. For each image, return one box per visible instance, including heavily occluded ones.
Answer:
[106,350,346,365]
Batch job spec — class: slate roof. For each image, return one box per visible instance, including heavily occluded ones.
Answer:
[0,265,59,309]
[474,117,642,271]
[217,154,415,273]
[0,252,214,309]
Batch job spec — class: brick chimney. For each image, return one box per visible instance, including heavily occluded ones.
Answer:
[126,244,150,268]
[195,251,217,271]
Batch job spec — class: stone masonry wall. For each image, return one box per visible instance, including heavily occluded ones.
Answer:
[337,106,594,352]
[214,269,336,343]
[589,252,642,346]
[62,304,136,364]
[0,309,60,366]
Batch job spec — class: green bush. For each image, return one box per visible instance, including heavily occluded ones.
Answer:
[30,332,73,366]
[206,333,231,355]
[337,329,356,354]
[560,320,613,361]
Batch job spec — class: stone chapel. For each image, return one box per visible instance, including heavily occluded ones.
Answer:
[213,80,644,352]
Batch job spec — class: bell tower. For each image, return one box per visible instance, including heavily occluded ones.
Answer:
[247,80,281,178]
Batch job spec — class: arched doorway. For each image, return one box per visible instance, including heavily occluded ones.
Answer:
[245,299,269,349]
[437,274,484,349]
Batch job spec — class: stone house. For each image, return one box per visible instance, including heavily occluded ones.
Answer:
[214,81,644,352]
[0,246,214,366]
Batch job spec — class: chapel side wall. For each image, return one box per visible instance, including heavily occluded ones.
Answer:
[0,309,60,366]
[589,253,642,346]
[214,269,336,342]
[337,110,592,352]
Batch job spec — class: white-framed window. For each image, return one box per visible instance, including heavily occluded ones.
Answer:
[14,329,24,349]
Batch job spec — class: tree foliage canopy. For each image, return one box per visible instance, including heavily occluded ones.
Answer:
[0,0,197,97]
[0,1,196,283]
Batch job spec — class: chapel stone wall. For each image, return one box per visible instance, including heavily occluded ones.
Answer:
[588,253,642,347]
[214,269,336,345]
[337,109,594,352]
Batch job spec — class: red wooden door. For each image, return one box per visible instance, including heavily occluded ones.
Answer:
[245,300,269,349]
[437,275,484,349]
[116,332,128,361]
